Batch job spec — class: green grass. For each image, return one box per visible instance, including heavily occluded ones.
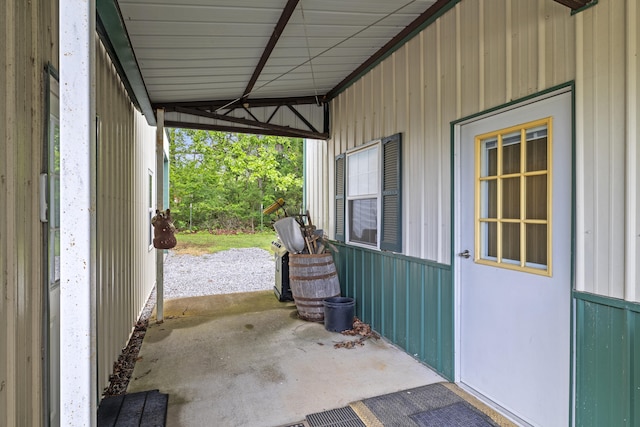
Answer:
[174,230,277,254]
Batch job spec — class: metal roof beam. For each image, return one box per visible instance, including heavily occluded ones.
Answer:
[173,106,328,140]
[155,95,320,112]
[243,0,300,100]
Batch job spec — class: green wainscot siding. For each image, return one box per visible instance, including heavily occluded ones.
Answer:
[575,292,640,427]
[331,243,454,379]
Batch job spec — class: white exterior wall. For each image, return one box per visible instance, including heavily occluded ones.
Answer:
[322,0,575,265]
[0,0,58,424]
[575,0,640,301]
[95,39,158,394]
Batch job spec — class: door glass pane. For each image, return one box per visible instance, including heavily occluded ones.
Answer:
[349,198,377,245]
[526,175,547,220]
[526,224,547,266]
[502,132,521,174]
[526,127,548,171]
[481,179,497,218]
[481,138,497,177]
[502,177,520,219]
[502,223,520,263]
[480,221,497,260]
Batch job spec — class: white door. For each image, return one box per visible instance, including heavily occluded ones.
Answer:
[457,91,572,426]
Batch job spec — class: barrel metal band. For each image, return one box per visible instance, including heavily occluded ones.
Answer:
[289,260,335,268]
[289,272,337,281]
[294,293,340,305]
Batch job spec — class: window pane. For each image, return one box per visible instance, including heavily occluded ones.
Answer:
[480,221,497,260]
[502,132,521,174]
[481,138,497,177]
[502,177,521,219]
[480,179,497,219]
[348,146,378,196]
[526,224,547,266]
[349,199,377,245]
[502,222,521,263]
[526,127,547,172]
[526,175,547,220]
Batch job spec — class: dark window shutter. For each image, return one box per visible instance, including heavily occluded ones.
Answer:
[335,154,345,242]
[381,133,402,252]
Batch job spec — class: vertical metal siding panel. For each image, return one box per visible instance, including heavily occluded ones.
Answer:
[632,310,640,423]
[630,0,640,303]
[358,251,370,322]
[395,259,408,349]
[440,268,454,379]
[382,57,395,137]
[545,0,575,87]
[0,0,52,423]
[94,38,157,396]
[371,65,383,140]
[406,36,423,258]
[353,79,364,145]
[423,23,440,262]
[424,265,438,366]
[438,11,457,264]
[576,300,631,426]
[0,0,9,416]
[362,73,373,142]
[510,0,538,99]
[459,2,481,118]
[577,2,626,298]
[371,252,383,334]
[482,0,508,108]
[407,262,423,359]
[382,256,395,340]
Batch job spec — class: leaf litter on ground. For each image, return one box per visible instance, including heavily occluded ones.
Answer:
[333,317,380,349]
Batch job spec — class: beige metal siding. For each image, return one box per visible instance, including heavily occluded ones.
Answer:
[576,0,640,301]
[304,140,329,231]
[324,0,575,264]
[95,39,157,395]
[0,0,57,424]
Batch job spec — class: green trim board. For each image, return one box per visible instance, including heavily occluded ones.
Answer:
[331,242,454,380]
[574,292,640,427]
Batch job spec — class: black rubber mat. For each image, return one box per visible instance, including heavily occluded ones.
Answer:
[361,383,499,427]
[98,389,168,427]
[306,406,366,427]
[410,401,498,426]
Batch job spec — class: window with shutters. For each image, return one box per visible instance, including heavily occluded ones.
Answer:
[335,133,402,252]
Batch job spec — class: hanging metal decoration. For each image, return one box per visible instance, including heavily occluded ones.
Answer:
[152,209,177,249]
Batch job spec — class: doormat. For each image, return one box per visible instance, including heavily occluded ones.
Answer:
[97,389,168,427]
[302,383,518,427]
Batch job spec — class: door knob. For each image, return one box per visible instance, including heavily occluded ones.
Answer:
[458,249,471,259]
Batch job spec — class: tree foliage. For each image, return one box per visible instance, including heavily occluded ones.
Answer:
[169,129,303,231]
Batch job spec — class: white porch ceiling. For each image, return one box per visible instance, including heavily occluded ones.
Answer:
[97,0,585,137]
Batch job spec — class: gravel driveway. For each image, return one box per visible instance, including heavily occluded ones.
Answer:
[163,247,275,299]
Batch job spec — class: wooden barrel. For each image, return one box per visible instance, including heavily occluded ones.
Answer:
[289,253,341,322]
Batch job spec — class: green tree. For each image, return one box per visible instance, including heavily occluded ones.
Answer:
[168,129,303,231]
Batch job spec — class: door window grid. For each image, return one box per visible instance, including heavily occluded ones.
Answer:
[474,117,553,276]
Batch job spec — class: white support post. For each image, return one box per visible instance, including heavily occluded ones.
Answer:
[59,0,97,425]
[156,108,165,321]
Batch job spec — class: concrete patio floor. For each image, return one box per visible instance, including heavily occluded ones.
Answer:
[126,290,446,427]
